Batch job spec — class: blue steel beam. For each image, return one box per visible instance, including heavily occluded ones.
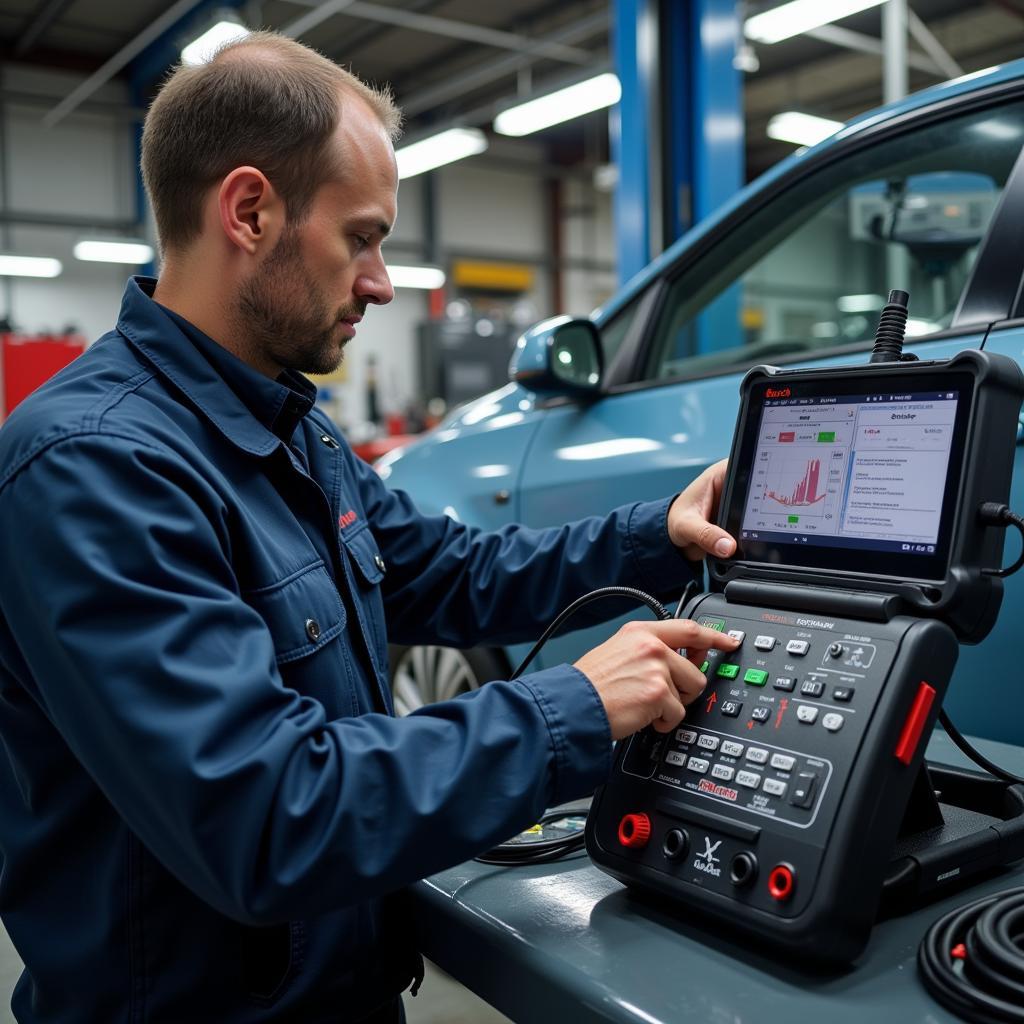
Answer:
[613,0,743,296]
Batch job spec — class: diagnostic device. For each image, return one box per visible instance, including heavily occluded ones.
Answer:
[586,306,1024,962]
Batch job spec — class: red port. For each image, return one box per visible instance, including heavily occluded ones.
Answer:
[617,813,652,849]
[768,864,795,901]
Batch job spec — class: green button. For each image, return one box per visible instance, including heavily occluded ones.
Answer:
[702,619,726,632]
[700,661,710,674]
[817,431,836,442]
[744,669,769,686]
[716,663,740,679]
[788,515,799,524]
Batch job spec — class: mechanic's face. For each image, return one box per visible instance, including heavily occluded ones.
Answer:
[237,98,397,376]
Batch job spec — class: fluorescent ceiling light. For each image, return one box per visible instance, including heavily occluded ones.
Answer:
[0,255,62,278]
[745,0,887,45]
[181,19,250,65]
[767,111,843,147]
[494,73,622,137]
[395,128,488,179]
[74,240,154,265]
[387,265,446,290]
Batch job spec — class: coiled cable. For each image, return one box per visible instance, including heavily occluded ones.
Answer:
[918,886,1024,1022]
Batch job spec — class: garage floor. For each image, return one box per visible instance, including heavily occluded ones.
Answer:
[0,923,510,1023]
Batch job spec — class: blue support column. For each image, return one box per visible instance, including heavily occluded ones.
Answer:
[612,0,743,297]
[611,0,658,285]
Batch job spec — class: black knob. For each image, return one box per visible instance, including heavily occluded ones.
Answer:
[829,642,844,658]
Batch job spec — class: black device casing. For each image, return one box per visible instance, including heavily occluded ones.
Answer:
[586,350,1024,962]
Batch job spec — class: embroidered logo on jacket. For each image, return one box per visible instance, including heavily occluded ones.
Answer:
[338,510,358,529]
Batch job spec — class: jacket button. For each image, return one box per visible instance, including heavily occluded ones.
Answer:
[305,618,321,642]
[320,434,339,449]
[373,554,386,573]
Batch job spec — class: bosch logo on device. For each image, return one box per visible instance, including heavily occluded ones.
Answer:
[765,387,792,399]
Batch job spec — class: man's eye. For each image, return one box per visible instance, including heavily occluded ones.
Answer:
[352,235,370,249]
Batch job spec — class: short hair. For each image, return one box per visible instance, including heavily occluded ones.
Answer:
[141,31,402,253]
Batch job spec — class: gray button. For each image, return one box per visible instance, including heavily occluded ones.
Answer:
[822,712,845,732]
[754,635,776,651]
[770,753,797,771]
[677,728,698,745]
[697,734,721,752]
[763,778,788,797]
[711,764,735,781]
[796,705,819,724]
[746,747,769,765]
[736,770,762,789]
[686,756,710,774]
[305,618,321,642]
[720,740,744,757]
[373,554,386,573]
[665,750,687,766]
[727,629,745,644]
[786,639,810,656]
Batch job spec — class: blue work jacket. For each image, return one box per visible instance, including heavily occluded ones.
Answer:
[0,278,692,1022]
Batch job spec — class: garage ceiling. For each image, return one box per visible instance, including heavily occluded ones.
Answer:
[0,0,1022,178]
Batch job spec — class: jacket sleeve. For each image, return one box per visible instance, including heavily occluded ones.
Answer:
[348,448,697,648]
[0,431,612,925]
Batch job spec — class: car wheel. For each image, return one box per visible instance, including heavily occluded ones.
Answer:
[388,644,509,716]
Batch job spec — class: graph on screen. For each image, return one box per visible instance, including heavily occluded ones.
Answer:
[764,457,826,509]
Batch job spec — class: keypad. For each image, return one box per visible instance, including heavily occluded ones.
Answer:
[786,639,810,656]
[773,676,796,691]
[721,701,743,717]
[744,669,769,686]
[754,635,776,651]
[697,735,720,752]
[746,747,769,764]
[751,707,772,722]
[721,740,744,757]
[800,680,825,698]
[717,663,740,680]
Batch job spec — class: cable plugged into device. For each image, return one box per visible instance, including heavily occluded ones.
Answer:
[869,289,917,364]
[978,502,1024,578]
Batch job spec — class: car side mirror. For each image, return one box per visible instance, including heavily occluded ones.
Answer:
[509,316,603,396]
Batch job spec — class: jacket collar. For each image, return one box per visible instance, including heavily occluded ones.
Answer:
[115,277,316,455]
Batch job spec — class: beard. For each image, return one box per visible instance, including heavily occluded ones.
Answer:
[235,226,364,376]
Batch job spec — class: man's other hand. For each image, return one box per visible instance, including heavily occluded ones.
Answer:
[667,459,736,561]
[575,619,740,739]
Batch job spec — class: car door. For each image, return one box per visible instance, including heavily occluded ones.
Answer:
[514,90,1024,732]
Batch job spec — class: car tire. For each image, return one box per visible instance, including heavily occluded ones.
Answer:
[388,644,510,716]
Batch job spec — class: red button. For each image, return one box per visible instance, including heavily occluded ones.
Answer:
[617,813,651,849]
[894,682,936,766]
[768,864,795,901]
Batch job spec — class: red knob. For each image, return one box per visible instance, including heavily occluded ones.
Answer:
[768,864,795,901]
[618,813,652,849]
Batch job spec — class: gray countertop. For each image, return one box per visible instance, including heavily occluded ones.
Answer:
[412,732,1024,1023]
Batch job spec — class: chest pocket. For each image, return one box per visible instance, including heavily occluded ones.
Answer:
[242,561,346,665]
[338,525,388,674]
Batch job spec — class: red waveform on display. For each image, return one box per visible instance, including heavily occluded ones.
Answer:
[765,458,825,507]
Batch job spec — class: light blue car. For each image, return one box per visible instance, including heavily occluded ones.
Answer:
[378,59,1024,745]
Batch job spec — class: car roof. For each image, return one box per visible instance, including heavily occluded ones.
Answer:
[595,56,1024,325]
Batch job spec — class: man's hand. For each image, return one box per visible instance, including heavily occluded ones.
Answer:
[667,459,736,561]
[575,619,740,739]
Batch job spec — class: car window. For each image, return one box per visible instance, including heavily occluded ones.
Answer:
[645,101,1024,382]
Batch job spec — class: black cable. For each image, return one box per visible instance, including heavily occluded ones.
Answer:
[479,586,672,866]
[474,810,590,866]
[509,586,671,680]
[978,502,1024,579]
[919,886,1024,1023]
[939,709,1024,787]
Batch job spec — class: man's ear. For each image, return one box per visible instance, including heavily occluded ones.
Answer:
[217,167,284,255]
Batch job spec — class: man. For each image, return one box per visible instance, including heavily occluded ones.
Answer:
[0,33,738,1023]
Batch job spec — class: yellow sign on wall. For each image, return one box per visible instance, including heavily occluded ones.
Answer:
[452,260,534,292]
